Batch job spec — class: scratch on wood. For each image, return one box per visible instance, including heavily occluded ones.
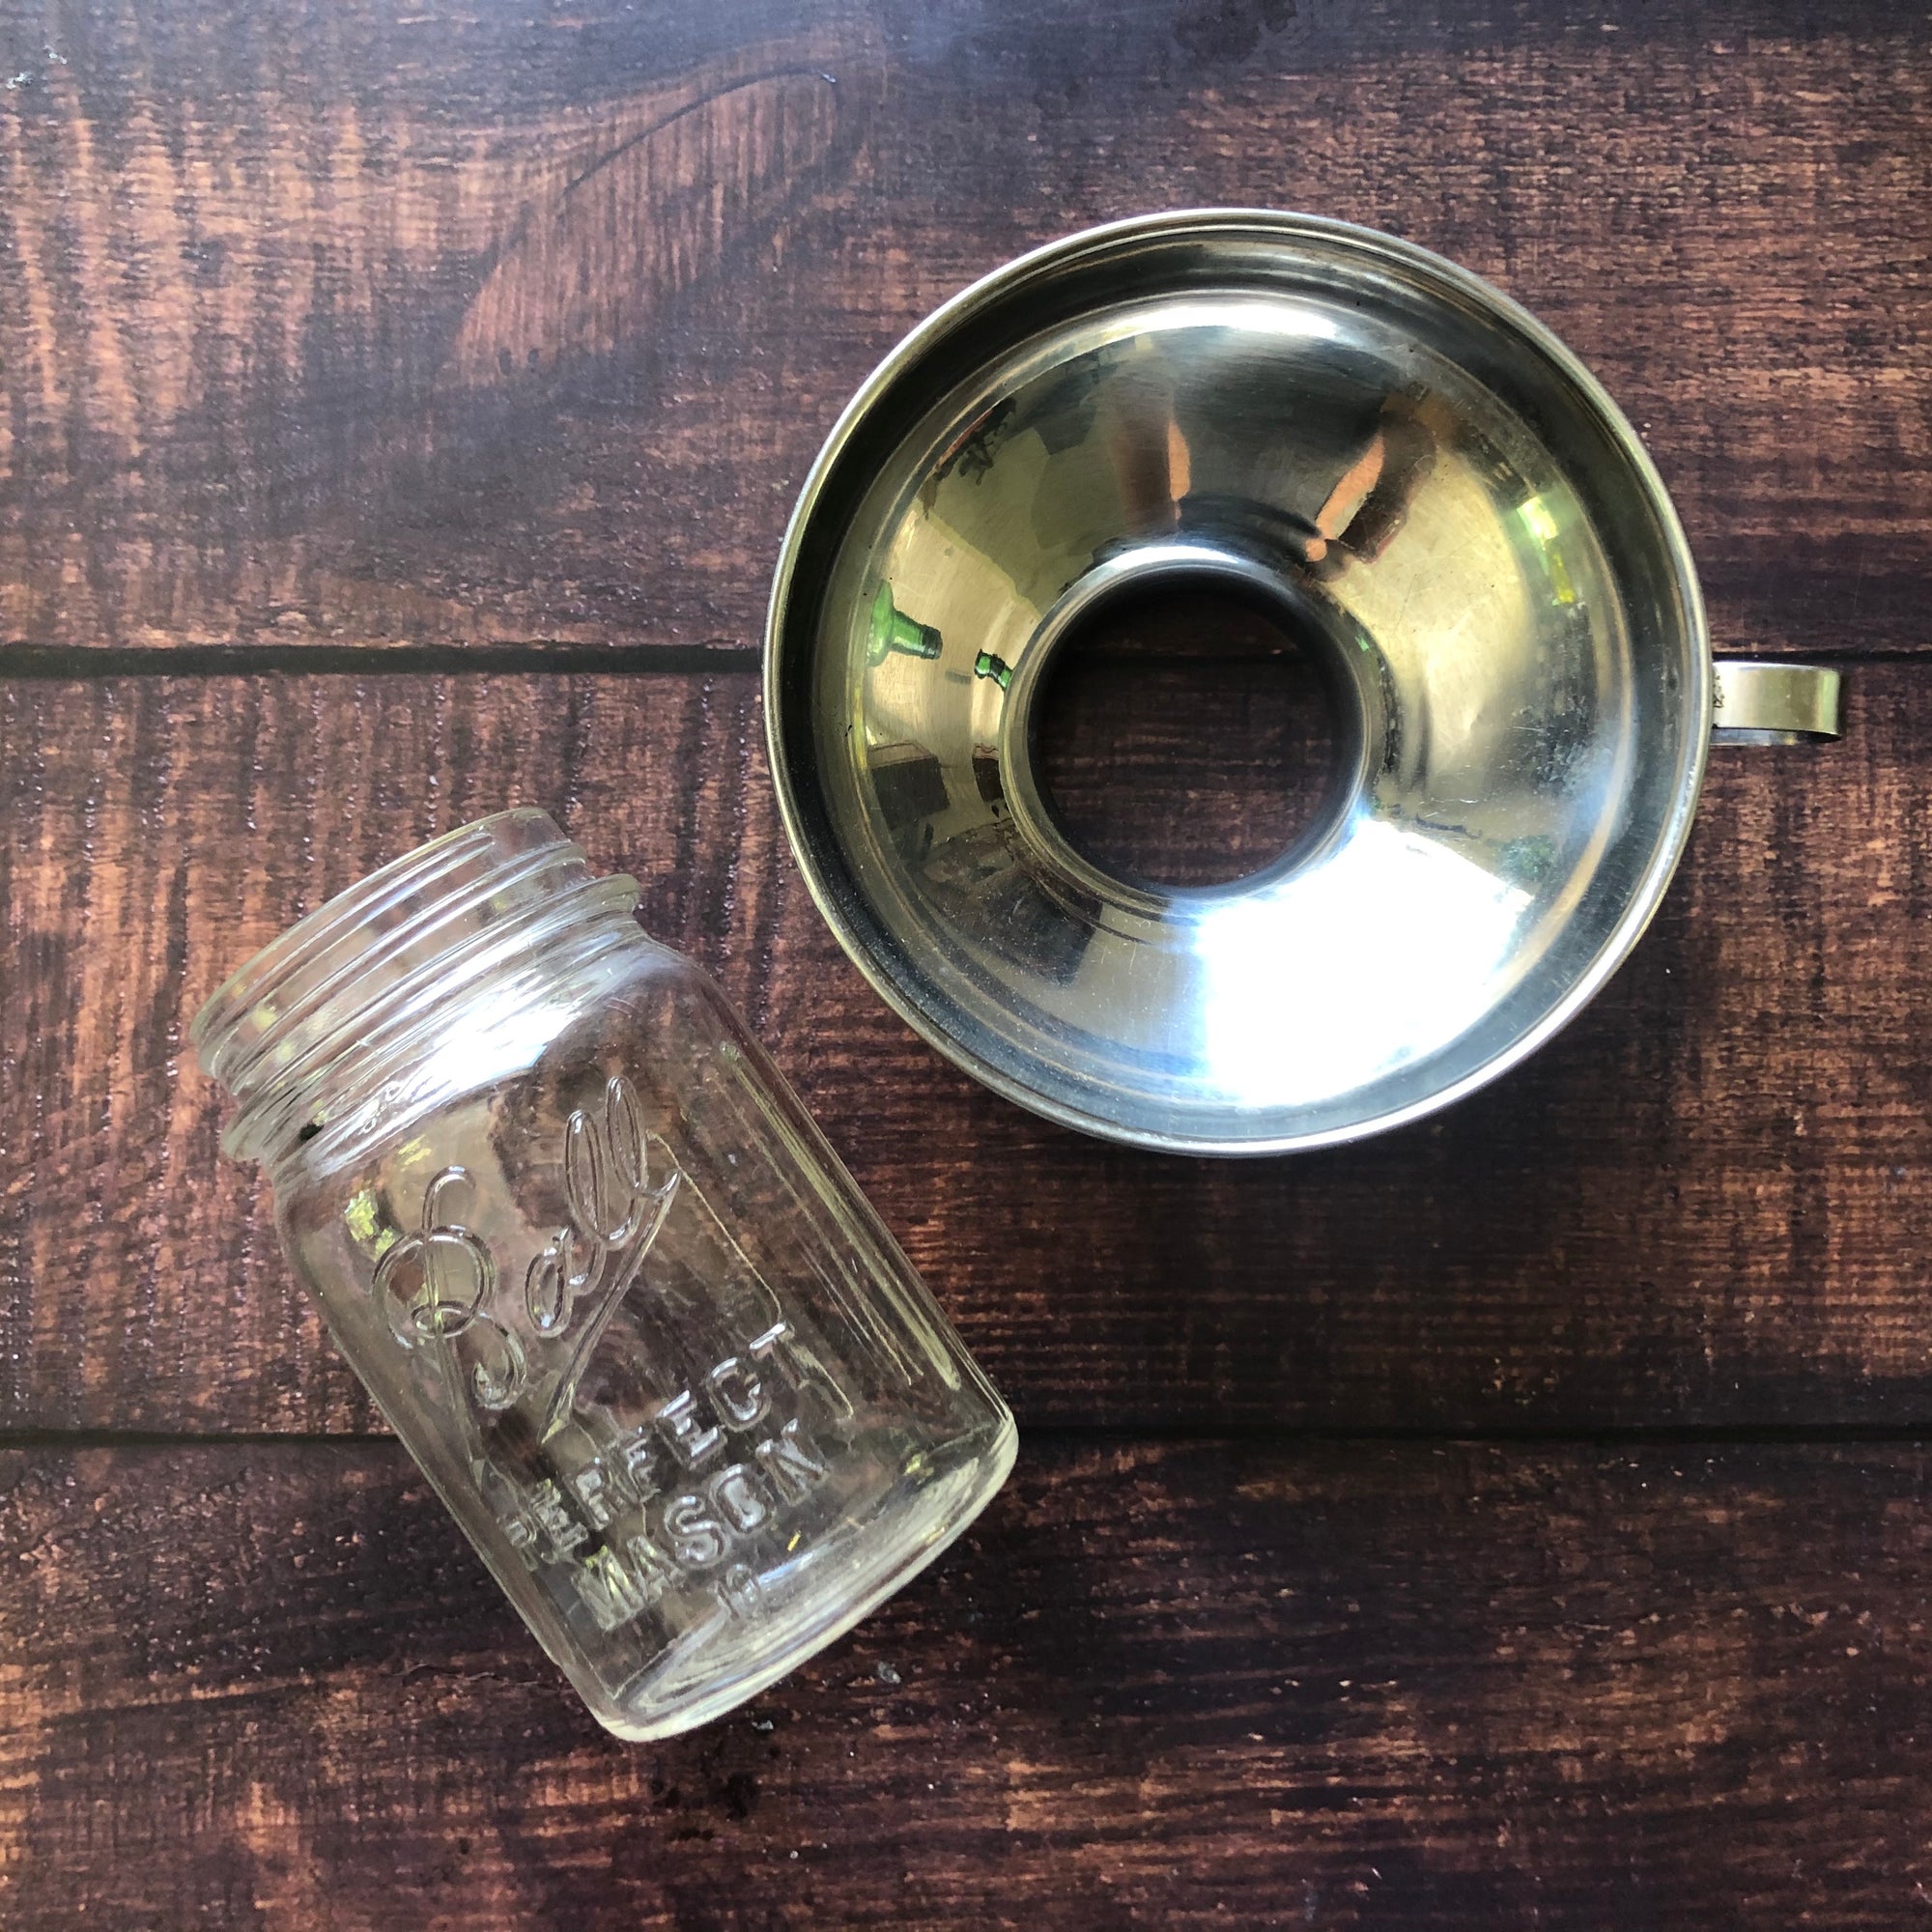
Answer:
[443,69,852,387]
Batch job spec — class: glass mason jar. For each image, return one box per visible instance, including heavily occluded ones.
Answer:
[192,810,1016,1742]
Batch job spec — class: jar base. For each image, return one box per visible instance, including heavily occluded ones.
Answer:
[584,1414,1018,1743]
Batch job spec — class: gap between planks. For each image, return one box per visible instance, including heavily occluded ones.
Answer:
[8,1422,1932,1453]
[0,645,1925,680]
[0,642,767,677]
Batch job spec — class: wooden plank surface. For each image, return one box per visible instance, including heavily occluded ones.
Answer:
[4,0,1929,1919]
[0,0,1924,661]
[4,1435,1930,1930]
[4,665,1927,1436]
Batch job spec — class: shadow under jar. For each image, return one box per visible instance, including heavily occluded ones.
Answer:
[192,810,1015,1742]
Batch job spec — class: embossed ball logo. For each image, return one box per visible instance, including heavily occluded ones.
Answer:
[367,1071,922,1634]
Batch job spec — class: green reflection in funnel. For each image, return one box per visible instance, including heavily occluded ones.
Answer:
[973,649,1013,691]
[867,582,944,665]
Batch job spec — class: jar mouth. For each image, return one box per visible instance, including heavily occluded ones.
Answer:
[192,810,640,1162]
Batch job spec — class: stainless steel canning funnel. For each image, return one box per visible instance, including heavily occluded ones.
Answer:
[764,212,1838,1155]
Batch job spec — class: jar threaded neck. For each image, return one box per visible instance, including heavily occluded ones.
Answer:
[192,810,640,1167]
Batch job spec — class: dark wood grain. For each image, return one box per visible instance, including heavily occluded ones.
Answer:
[4,665,1927,1436]
[0,0,1924,661]
[3,1,1926,1912]
[4,1435,1930,1929]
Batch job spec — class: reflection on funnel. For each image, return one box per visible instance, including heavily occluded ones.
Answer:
[1193,818,1533,1109]
[867,582,944,665]
[973,649,1013,691]
[1515,495,1578,605]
